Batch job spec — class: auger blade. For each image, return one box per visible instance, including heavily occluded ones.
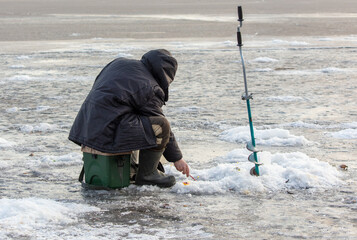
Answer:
[248,153,263,165]
[246,142,260,153]
[250,167,258,176]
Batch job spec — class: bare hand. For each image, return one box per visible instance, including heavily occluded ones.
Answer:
[174,159,190,177]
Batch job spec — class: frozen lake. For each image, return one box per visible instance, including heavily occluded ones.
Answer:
[1,35,356,239]
[1,0,357,237]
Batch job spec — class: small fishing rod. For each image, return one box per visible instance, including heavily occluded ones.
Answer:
[237,6,262,176]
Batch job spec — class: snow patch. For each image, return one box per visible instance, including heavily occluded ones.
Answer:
[272,39,309,46]
[221,40,235,46]
[329,129,357,139]
[16,55,31,60]
[254,68,273,72]
[6,106,52,113]
[176,106,204,113]
[0,198,212,239]
[165,150,343,194]
[251,57,278,63]
[0,198,99,237]
[123,14,233,22]
[280,121,325,129]
[27,152,83,167]
[0,161,11,169]
[20,123,58,133]
[280,121,357,130]
[6,107,19,113]
[36,106,52,111]
[266,96,305,102]
[8,75,33,81]
[219,126,311,146]
[9,65,25,69]
[320,67,345,73]
[318,37,333,41]
[70,33,81,37]
[117,53,133,58]
[340,122,357,129]
[0,137,16,149]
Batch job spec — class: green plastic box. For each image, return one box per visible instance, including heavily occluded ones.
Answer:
[83,152,131,189]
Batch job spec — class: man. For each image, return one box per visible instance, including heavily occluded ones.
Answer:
[69,49,189,188]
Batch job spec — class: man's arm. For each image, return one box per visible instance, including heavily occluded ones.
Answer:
[136,87,190,177]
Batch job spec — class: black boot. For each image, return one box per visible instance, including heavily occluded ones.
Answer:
[135,149,176,188]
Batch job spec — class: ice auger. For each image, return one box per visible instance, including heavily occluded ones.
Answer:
[237,6,262,176]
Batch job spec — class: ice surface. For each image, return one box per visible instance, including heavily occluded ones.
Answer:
[219,126,311,146]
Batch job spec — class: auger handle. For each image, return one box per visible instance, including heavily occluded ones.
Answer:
[237,31,243,46]
[237,6,243,22]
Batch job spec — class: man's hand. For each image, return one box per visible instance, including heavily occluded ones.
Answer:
[174,159,190,177]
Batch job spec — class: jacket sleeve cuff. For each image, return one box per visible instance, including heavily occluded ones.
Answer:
[163,131,183,162]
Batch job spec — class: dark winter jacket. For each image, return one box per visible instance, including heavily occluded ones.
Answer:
[68,49,182,162]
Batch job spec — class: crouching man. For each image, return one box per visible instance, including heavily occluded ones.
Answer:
[68,49,189,188]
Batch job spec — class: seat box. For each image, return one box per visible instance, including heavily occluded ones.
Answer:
[83,152,130,189]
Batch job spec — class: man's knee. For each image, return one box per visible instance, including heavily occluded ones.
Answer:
[149,116,170,149]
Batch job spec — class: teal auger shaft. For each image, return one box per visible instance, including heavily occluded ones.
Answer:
[237,6,260,176]
[246,99,260,176]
